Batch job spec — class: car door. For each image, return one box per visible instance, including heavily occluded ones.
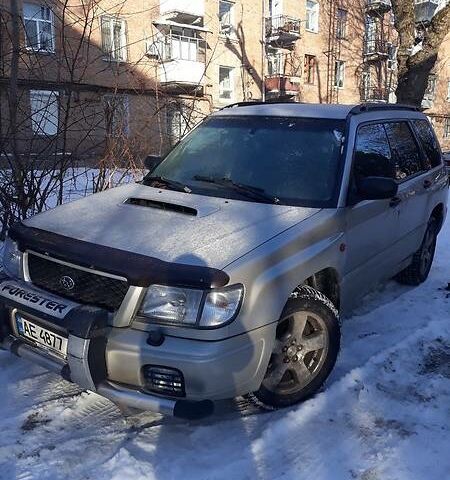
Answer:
[383,121,428,260]
[342,122,401,308]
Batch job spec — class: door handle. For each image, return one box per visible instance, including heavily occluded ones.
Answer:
[423,179,432,189]
[389,196,402,207]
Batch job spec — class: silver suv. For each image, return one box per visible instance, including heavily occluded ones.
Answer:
[1,103,448,419]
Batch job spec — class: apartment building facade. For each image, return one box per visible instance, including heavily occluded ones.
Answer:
[0,0,449,165]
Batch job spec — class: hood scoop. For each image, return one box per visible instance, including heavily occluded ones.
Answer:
[124,197,198,216]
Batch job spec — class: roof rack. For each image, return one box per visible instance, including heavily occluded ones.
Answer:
[349,103,420,115]
[221,99,296,110]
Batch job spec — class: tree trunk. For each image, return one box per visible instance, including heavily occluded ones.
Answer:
[391,1,450,107]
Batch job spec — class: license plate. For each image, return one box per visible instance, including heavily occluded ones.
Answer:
[16,316,68,358]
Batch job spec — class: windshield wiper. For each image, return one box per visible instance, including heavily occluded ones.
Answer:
[193,175,280,204]
[143,175,192,193]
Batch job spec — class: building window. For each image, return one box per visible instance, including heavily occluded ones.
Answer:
[167,104,192,146]
[447,80,450,101]
[23,3,54,52]
[306,0,319,33]
[100,16,127,62]
[387,44,397,70]
[219,66,234,101]
[168,27,203,61]
[336,8,347,39]
[334,60,345,88]
[304,54,316,84]
[219,1,234,34]
[104,94,129,137]
[267,51,285,76]
[424,74,437,99]
[444,118,450,138]
[30,90,58,136]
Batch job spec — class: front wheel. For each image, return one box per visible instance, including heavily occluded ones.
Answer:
[251,287,340,409]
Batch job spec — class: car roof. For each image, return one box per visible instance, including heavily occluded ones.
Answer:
[212,102,425,122]
[213,102,355,120]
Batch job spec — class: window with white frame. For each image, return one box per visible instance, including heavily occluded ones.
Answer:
[219,66,234,101]
[167,103,192,145]
[168,27,200,61]
[30,90,59,135]
[334,60,345,88]
[104,94,129,137]
[219,1,234,34]
[267,51,285,76]
[23,3,54,52]
[148,28,204,62]
[100,16,127,62]
[306,0,319,33]
[444,118,450,138]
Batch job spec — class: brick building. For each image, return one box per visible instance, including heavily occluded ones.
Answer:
[0,0,449,165]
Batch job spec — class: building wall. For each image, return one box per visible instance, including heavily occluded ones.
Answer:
[0,0,449,161]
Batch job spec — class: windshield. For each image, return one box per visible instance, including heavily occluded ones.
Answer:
[146,115,346,208]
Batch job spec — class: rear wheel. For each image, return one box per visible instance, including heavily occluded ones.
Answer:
[396,217,438,286]
[251,287,340,409]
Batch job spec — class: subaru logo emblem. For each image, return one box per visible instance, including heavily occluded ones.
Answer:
[60,275,75,291]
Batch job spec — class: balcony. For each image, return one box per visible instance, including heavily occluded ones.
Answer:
[265,15,301,47]
[364,39,390,61]
[361,86,389,103]
[159,60,205,91]
[366,0,391,14]
[160,0,204,24]
[265,75,300,98]
[415,0,439,24]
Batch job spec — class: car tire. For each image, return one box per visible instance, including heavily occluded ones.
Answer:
[395,217,438,286]
[250,286,340,410]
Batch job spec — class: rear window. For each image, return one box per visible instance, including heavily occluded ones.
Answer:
[412,120,442,169]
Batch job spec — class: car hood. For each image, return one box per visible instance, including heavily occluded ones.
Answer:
[23,183,319,270]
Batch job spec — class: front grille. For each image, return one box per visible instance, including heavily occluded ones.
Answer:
[27,253,129,311]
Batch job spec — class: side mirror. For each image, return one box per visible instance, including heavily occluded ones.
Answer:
[144,154,162,171]
[356,176,398,201]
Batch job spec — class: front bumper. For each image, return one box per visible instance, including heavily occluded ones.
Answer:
[0,277,274,418]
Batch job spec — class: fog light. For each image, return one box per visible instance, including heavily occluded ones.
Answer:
[143,366,185,398]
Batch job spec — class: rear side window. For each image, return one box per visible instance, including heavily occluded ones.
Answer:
[354,123,393,179]
[412,119,442,169]
[383,122,423,181]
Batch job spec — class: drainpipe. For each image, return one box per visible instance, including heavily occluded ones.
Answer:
[261,0,266,102]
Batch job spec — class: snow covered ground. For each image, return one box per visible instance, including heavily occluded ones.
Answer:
[0,219,449,480]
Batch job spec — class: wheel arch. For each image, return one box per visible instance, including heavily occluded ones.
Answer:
[430,203,445,233]
[292,267,341,312]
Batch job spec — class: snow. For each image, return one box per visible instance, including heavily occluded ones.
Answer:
[0,217,449,480]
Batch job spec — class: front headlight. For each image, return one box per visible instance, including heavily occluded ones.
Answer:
[2,237,22,278]
[139,284,243,328]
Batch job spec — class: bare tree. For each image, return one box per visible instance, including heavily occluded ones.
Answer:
[391,0,450,106]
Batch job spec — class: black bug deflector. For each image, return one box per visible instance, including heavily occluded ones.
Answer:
[9,223,230,289]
